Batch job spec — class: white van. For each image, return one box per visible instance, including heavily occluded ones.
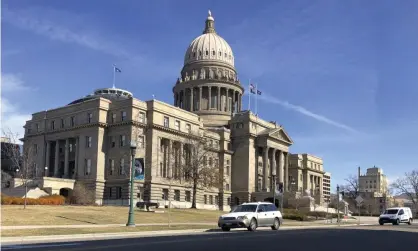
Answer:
[378,207,413,225]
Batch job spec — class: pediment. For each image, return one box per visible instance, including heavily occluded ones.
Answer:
[260,127,293,145]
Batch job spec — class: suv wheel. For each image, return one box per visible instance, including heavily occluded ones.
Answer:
[393,219,400,225]
[247,218,257,231]
[271,218,280,230]
[379,221,384,225]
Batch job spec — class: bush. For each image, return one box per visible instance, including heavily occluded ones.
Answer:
[68,183,95,205]
[1,194,66,205]
[282,209,309,221]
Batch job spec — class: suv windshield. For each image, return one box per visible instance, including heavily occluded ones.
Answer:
[384,209,399,215]
[231,204,258,213]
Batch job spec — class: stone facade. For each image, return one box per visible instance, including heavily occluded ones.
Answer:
[20,11,308,211]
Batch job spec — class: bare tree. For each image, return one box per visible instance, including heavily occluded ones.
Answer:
[391,170,418,207]
[1,128,42,209]
[340,174,359,199]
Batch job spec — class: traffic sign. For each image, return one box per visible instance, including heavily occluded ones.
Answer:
[355,195,364,205]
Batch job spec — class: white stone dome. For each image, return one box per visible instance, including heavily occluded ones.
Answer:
[183,11,234,67]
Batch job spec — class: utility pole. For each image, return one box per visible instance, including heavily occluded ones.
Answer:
[337,184,340,226]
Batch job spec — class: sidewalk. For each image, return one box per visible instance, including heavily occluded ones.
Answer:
[1,223,375,245]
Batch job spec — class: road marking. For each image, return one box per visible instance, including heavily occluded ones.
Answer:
[2,243,81,250]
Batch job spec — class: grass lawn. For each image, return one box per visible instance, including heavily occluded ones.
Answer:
[1,225,215,237]
[1,205,223,226]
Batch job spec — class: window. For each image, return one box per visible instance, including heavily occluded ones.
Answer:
[205,50,208,56]
[109,159,115,175]
[120,135,126,147]
[33,144,38,154]
[225,183,230,191]
[121,111,127,121]
[61,119,65,128]
[175,120,180,130]
[199,51,202,56]
[225,166,230,176]
[186,124,191,133]
[215,196,219,205]
[209,195,213,205]
[85,159,91,175]
[120,158,125,175]
[226,159,230,165]
[110,136,116,148]
[116,187,122,199]
[70,117,75,127]
[212,50,215,56]
[193,52,196,57]
[35,124,39,132]
[185,191,191,202]
[174,190,180,201]
[164,116,169,127]
[112,113,116,123]
[87,113,93,123]
[138,136,144,148]
[209,157,213,166]
[162,189,169,200]
[300,174,303,181]
[86,136,92,148]
[51,121,55,130]
[204,195,208,204]
[139,112,145,123]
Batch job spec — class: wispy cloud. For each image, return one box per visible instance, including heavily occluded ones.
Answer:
[2,7,129,58]
[259,94,359,133]
[1,73,32,137]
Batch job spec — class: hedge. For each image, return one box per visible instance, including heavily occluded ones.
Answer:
[1,194,66,205]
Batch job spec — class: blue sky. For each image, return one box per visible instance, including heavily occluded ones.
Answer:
[2,0,418,192]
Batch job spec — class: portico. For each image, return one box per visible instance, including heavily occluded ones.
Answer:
[45,137,80,180]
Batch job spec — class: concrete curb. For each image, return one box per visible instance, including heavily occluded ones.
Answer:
[0,223,377,245]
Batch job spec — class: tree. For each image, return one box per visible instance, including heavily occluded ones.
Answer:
[1,128,42,209]
[180,135,223,209]
[391,170,418,207]
[340,174,359,199]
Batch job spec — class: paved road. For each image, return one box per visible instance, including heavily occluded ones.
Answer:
[3,225,418,251]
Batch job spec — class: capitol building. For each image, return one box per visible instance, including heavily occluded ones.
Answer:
[18,11,328,210]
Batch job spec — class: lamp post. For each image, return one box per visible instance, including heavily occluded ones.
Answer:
[272,174,277,208]
[126,141,137,227]
[44,166,48,177]
[337,184,340,226]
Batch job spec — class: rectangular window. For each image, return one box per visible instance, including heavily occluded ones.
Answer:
[116,187,122,199]
[186,124,191,133]
[162,189,169,200]
[209,195,213,205]
[33,144,38,154]
[204,195,208,204]
[139,112,145,123]
[164,116,169,127]
[174,190,180,201]
[70,116,75,127]
[110,136,116,148]
[86,136,92,148]
[120,158,125,175]
[185,191,191,202]
[61,119,65,128]
[225,183,230,191]
[35,123,39,132]
[120,135,126,147]
[88,113,93,123]
[51,121,55,130]
[121,111,127,121]
[109,159,115,175]
[225,166,230,176]
[138,136,144,148]
[85,159,91,175]
[175,120,180,130]
[112,113,116,123]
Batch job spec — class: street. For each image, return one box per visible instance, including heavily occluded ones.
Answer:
[3,224,418,251]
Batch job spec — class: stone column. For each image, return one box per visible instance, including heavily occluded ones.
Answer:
[238,94,242,112]
[278,151,284,184]
[190,88,194,111]
[232,91,236,113]
[54,140,60,177]
[271,149,277,191]
[199,87,203,110]
[168,140,172,178]
[45,141,51,177]
[64,138,69,178]
[179,142,183,181]
[284,152,289,191]
[74,137,79,179]
[208,86,212,109]
[263,147,269,191]
[217,87,221,111]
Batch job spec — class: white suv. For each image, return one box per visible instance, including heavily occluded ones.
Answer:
[217,202,283,231]
[378,207,413,225]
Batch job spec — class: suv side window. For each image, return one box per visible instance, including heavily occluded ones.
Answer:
[269,204,278,211]
[399,209,404,215]
[257,205,265,212]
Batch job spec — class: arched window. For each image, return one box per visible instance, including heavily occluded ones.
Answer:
[205,50,209,56]
[212,50,215,56]
[199,51,202,56]
[193,52,196,57]
[224,52,227,58]
[219,51,222,56]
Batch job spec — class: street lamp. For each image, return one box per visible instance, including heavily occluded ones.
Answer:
[44,166,48,177]
[126,141,137,227]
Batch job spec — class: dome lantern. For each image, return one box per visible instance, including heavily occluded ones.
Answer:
[203,10,216,34]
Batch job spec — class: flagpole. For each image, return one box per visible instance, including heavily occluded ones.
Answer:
[248,79,251,111]
[112,64,116,89]
[255,83,258,117]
